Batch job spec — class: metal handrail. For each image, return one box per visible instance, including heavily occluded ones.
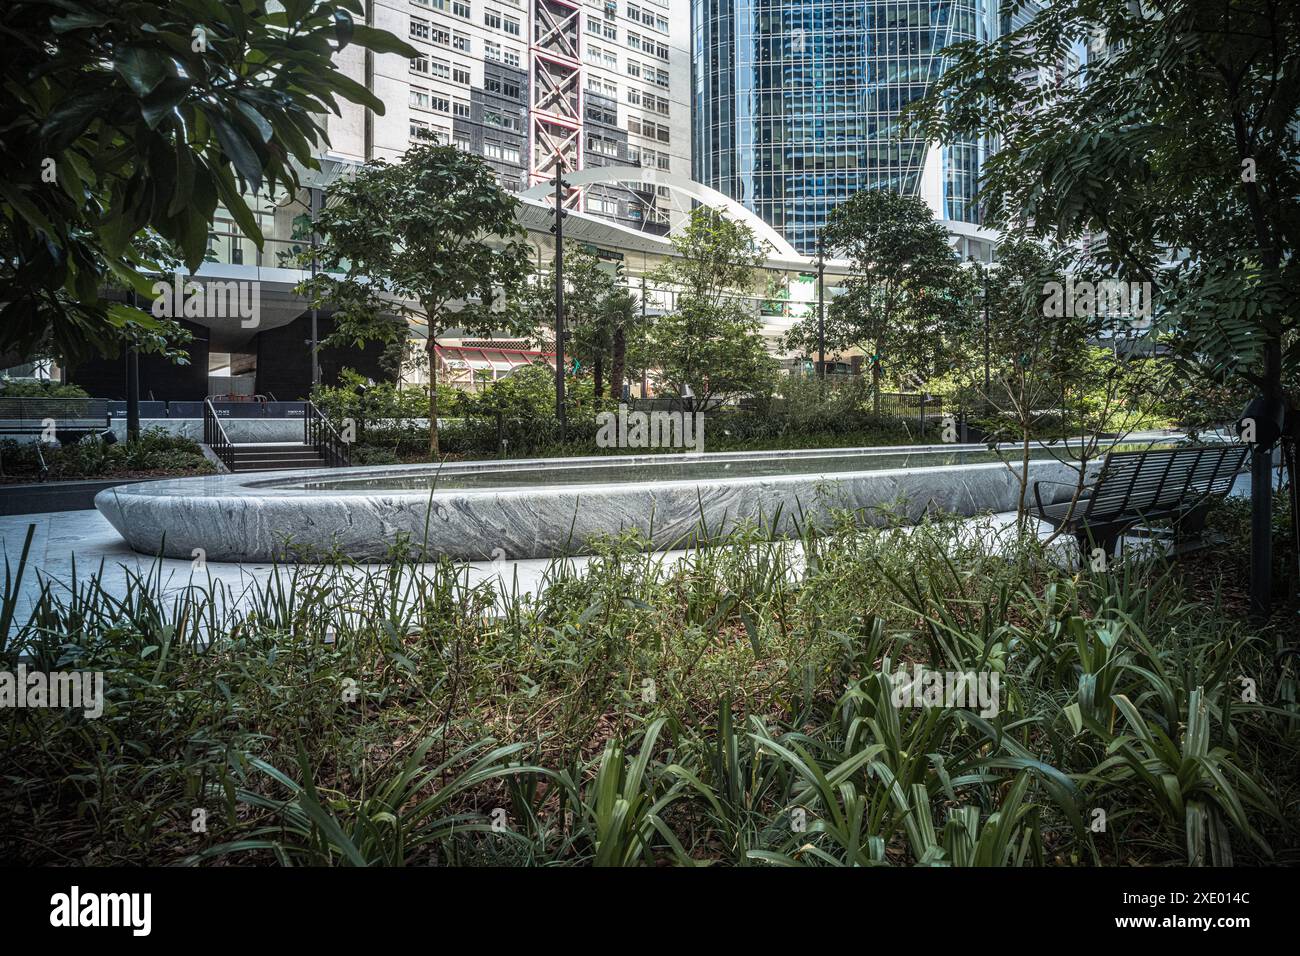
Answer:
[305,400,351,468]
[203,399,236,472]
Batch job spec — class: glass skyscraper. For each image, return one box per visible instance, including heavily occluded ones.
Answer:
[692,0,995,255]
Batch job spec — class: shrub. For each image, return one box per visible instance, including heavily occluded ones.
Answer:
[0,498,1292,866]
[0,379,89,398]
[0,428,214,479]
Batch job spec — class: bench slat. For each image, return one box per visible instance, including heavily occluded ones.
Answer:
[1039,444,1248,537]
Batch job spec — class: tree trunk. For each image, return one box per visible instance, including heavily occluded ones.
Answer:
[593,351,604,401]
[871,337,883,416]
[426,331,440,458]
[611,326,626,402]
[126,346,140,443]
[1014,369,1033,535]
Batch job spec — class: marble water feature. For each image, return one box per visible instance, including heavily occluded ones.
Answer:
[94,443,1150,563]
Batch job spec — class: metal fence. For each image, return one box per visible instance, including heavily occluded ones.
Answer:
[0,397,311,427]
[630,391,946,424]
[0,398,111,423]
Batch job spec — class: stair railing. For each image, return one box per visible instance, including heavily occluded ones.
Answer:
[203,399,236,472]
[305,400,351,468]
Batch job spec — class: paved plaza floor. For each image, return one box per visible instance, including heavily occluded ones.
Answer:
[0,471,1254,633]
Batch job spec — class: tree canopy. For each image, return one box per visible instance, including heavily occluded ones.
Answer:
[646,208,776,412]
[303,143,533,455]
[785,190,963,410]
[0,0,415,363]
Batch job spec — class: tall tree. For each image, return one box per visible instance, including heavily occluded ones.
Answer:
[970,236,1095,523]
[516,243,620,399]
[602,287,641,402]
[647,207,776,412]
[0,0,415,364]
[304,144,533,456]
[785,190,963,413]
[908,0,1300,610]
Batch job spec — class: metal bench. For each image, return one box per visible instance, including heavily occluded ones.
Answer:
[1033,443,1250,560]
[0,398,113,481]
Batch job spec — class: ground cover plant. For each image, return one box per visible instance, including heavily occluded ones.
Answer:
[0,428,214,482]
[0,495,1295,867]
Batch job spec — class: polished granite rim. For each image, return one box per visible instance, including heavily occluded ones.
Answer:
[92,442,1139,563]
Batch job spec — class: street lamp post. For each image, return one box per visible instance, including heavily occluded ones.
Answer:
[817,233,826,382]
[551,168,567,442]
[309,186,321,389]
[125,288,140,443]
[982,261,990,406]
[969,255,991,416]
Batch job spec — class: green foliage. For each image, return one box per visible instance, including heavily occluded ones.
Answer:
[1,500,1293,866]
[0,0,415,364]
[303,144,534,455]
[458,362,595,420]
[906,0,1300,402]
[0,380,89,399]
[514,243,642,400]
[0,428,213,479]
[646,207,778,410]
[785,190,965,409]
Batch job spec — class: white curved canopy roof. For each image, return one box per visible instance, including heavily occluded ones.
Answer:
[516,166,801,259]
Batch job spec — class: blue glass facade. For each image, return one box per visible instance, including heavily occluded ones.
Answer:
[693,0,993,255]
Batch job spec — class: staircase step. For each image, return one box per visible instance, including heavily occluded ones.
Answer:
[232,444,315,453]
[232,450,322,460]
[230,460,324,473]
[216,442,338,473]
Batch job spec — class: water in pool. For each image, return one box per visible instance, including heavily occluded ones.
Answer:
[291,442,1173,494]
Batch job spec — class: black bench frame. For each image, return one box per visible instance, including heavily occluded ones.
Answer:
[1033,443,1250,560]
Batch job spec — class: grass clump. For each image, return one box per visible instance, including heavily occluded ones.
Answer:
[0,503,1295,866]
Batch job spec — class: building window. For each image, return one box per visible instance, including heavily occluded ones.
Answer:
[484,141,520,165]
[487,77,522,100]
[409,17,431,41]
[411,55,430,75]
[587,135,618,157]
[586,102,616,125]
[453,99,470,118]
[452,31,470,51]
[452,65,470,84]
[484,10,501,29]
[503,48,521,67]
[484,40,502,61]
[503,15,520,36]
[452,0,470,17]
[482,109,519,131]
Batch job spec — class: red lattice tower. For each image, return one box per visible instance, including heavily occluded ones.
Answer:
[530,0,582,207]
